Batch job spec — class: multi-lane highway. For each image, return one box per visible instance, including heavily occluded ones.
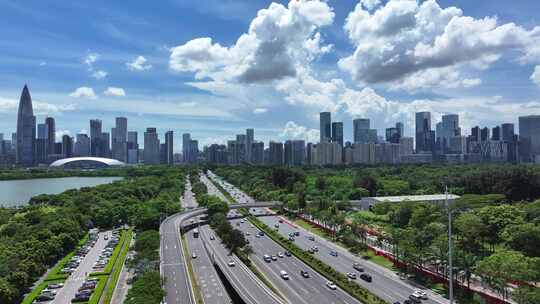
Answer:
[232,218,361,304]
[186,226,232,304]
[208,171,450,304]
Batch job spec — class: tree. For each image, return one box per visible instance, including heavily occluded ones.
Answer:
[353,174,378,196]
[475,205,525,251]
[348,187,369,200]
[227,229,248,254]
[454,212,486,255]
[315,176,327,191]
[503,223,540,257]
[207,199,229,219]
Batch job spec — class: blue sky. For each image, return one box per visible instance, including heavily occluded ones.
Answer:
[1,0,539,150]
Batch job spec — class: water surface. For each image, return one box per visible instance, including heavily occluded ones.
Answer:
[0,176,123,207]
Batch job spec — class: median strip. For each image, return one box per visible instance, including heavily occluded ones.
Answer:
[182,234,205,304]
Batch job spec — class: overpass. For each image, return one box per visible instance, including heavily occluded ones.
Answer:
[160,201,282,304]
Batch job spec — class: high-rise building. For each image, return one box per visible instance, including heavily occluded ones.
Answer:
[62,135,73,157]
[480,127,490,142]
[101,132,110,157]
[182,133,191,163]
[385,127,400,144]
[319,112,331,143]
[165,130,174,165]
[353,118,377,143]
[236,134,247,163]
[437,114,460,153]
[127,131,139,164]
[519,115,540,162]
[396,122,404,138]
[246,128,254,163]
[491,126,501,141]
[144,128,160,164]
[74,134,91,157]
[16,85,36,166]
[415,112,434,154]
[268,141,284,165]
[471,126,480,142]
[90,119,102,157]
[45,117,55,156]
[251,142,264,165]
[331,122,343,146]
[36,123,48,164]
[188,140,199,163]
[111,117,127,161]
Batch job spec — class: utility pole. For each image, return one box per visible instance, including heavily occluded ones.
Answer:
[446,185,454,304]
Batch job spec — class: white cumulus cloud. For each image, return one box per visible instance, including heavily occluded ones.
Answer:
[69,87,97,99]
[104,87,126,97]
[253,108,268,114]
[126,56,152,71]
[169,0,334,84]
[532,66,540,87]
[339,0,540,91]
[91,70,107,79]
[84,53,99,67]
[280,121,319,142]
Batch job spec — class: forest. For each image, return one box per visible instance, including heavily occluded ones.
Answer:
[0,166,184,304]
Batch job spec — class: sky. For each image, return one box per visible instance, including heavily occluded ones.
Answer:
[1,0,539,151]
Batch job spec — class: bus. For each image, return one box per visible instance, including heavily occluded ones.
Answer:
[193,229,199,238]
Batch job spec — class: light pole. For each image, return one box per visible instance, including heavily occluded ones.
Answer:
[446,186,454,304]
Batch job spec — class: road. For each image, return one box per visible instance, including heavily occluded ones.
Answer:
[182,177,198,209]
[200,173,230,203]
[199,224,285,304]
[51,231,111,304]
[208,171,449,304]
[232,218,361,304]
[186,226,233,304]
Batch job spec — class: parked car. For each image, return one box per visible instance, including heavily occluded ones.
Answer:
[300,270,310,278]
[285,251,291,257]
[353,263,364,272]
[360,273,372,282]
[326,281,337,290]
[329,250,338,257]
[347,272,357,279]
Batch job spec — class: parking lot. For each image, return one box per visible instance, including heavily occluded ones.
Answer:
[37,230,117,303]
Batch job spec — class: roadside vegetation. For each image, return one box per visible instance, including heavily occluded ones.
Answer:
[0,166,184,304]
[210,164,540,303]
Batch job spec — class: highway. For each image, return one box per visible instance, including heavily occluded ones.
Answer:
[182,177,198,209]
[186,227,232,304]
[208,171,450,304]
[199,224,285,304]
[232,218,361,304]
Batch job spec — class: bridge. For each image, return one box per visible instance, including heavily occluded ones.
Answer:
[159,201,282,304]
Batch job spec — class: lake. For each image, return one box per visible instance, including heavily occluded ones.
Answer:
[0,176,123,207]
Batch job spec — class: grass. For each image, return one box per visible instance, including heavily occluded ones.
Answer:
[248,215,387,304]
[182,234,204,304]
[360,249,395,270]
[21,279,65,304]
[101,229,133,304]
[91,230,127,276]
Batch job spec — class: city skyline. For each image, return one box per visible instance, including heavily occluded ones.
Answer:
[1,1,540,150]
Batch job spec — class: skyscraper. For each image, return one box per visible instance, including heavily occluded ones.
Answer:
[519,115,540,162]
[90,119,102,157]
[112,117,127,161]
[144,128,160,164]
[319,112,331,143]
[62,135,73,157]
[415,112,434,154]
[246,128,254,163]
[127,131,139,164]
[353,118,377,143]
[74,134,90,157]
[36,123,48,163]
[331,122,343,146]
[269,141,284,165]
[492,126,501,141]
[396,122,404,138]
[44,117,55,156]
[480,127,490,141]
[437,114,460,153]
[16,85,36,166]
[165,130,174,165]
[182,133,191,163]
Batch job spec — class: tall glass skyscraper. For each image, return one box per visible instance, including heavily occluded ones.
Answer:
[319,112,331,143]
[415,112,434,154]
[16,85,36,166]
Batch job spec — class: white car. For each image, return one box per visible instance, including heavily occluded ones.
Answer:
[277,252,284,258]
[414,290,428,300]
[228,260,236,267]
[326,281,337,290]
[347,272,357,279]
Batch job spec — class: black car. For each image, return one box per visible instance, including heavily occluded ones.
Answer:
[360,273,372,282]
[300,270,310,278]
[294,231,300,236]
[285,251,291,257]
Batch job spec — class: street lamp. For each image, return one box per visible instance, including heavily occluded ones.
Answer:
[445,186,454,304]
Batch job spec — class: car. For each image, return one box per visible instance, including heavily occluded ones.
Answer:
[300,270,310,278]
[280,270,289,280]
[347,272,357,279]
[278,252,284,258]
[289,236,295,241]
[209,235,215,240]
[104,235,109,240]
[312,246,319,252]
[353,263,364,272]
[294,231,300,236]
[245,231,250,236]
[408,295,421,304]
[263,254,272,262]
[308,236,315,241]
[271,255,277,261]
[191,252,197,259]
[35,294,55,301]
[393,302,401,304]
[228,260,236,267]
[330,250,338,257]
[414,290,428,300]
[403,300,413,304]
[240,219,245,223]
[278,219,284,223]
[48,283,64,289]
[360,273,372,282]
[258,231,265,237]
[326,281,337,290]
[285,251,291,257]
